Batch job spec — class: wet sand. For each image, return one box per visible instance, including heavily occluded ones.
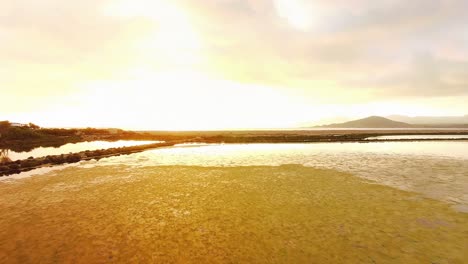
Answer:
[0,165,467,263]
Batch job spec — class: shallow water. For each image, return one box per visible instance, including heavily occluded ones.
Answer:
[0,165,467,263]
[3,140,158,161]
[1,141,467,263]
[3,142,468,209]
[366,135,468,140]
[73,141,468,211]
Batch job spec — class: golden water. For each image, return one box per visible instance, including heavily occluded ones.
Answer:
[5,140,158,161]
[83,142,468,210]
[1,165,467,263]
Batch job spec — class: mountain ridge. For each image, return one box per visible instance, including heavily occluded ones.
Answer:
[316,116,414,128]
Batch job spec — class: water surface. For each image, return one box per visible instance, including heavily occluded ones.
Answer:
[1,141,467,263]
[1,165,467,263]
[3,140,159,161]
[79,141,468,211]
[366,135,468,140]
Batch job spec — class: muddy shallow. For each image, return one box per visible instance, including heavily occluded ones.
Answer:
[1,165,467,263]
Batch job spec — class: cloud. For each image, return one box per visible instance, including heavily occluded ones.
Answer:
[0,0,153,109]
[357,52,468,97]
[1,0,467,115]
[179,0,468,100]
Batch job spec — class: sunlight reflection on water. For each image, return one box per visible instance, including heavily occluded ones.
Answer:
[6,140,159,160]
[88,141,468,211]
[2,141,468,211]
[366,135,468,140]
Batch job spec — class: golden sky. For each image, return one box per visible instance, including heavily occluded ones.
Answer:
[1,0,467,129]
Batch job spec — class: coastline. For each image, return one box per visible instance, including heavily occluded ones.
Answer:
[2,129,468,177]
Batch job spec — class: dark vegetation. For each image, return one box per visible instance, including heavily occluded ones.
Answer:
[2,120,468,152]
[139,129,468,144]
[0,121,155,152]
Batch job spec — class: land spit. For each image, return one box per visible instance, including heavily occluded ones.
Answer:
[0,141,177,177]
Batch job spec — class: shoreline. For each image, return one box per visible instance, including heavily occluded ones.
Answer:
[2,127,468,150]
[1,136,468,177]
[0,141,177,177]
[2,129,468,177]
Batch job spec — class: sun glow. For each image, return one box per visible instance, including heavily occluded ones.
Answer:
[3,0,466,130]
[92,0,315,130]
[63,71,312,130]
[274,0,313,30]
[105,0,203,68]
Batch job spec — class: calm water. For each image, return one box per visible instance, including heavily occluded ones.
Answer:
[366,135,468,140]
[1,141,467,262]
[73,141,467,211]
[5,141,468,210]
[3,140,159,161]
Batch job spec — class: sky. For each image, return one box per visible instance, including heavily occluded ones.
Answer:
[1,0,467,130]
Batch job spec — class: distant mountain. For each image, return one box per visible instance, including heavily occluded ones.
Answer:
[387,115,468,125]
[317,116,414,128]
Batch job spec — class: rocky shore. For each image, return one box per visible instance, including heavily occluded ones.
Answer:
[0,141,176,177]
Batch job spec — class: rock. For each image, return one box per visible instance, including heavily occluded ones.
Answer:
[8,164,19,170]
[66,154,81,163]
[0,141,177,177]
